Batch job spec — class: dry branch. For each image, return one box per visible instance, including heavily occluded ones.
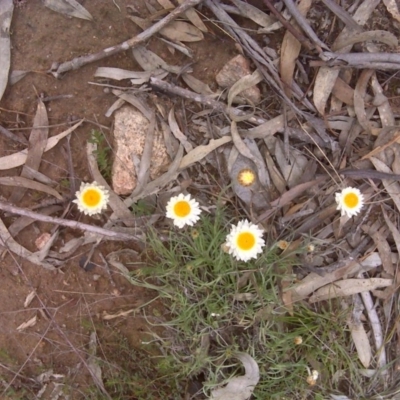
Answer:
[281,0,330,52]
[312,52,400,69]
[50,0,203,77]
[0,201,140,241]
[0,125,28,145]
[150,77,269,125]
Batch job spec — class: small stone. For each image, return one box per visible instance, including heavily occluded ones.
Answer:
[216,54,261,104]
[35,232,51,250]
[112,106,170,195]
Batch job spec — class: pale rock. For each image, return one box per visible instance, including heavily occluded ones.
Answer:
[215,55,261,104]
[111,106,170,195]
[35,232,51,250]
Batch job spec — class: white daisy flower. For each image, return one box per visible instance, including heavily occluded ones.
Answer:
[335,187,364,218]
[225,219,265,262]
[73,181,109,216]
[166,193,201,228]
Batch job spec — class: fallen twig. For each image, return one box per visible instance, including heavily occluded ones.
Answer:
[320,0,361,31]
[0,201,140,241]
[50,0,203,77]
[311,52,400,70]
[150,77,268,125]
[357,272,387,371]
[0,124,28,145]
[281,0,330,52]
[263,0,314,51]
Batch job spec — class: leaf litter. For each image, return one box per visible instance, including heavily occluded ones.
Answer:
[2,0,400,397]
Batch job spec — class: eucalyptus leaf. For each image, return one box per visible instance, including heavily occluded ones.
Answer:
[0,0,13,102]
[9,70,30,85]
[43,0,93,21]
[160,21,204,42]
[210,353,259,400]
[132,46,181,74]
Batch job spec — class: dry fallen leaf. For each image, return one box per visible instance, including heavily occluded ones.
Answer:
[370,156,400,214]
[365,227,394,276]
[0,176,62,200]
[210,353,259,400]
[274,137,308,188]
[16,315,37,332]
[9,99,49,203]
[0,120,83,171]
[132,46,181,74]
[24,290,36,308]
[280,0,311,97]
[382,209,400,256]
[181,73,216,96]
[168,107,193,153]
[227,70,263,107]
[309,278,393,303]
[383,0,400,22]
[102,309,136,320]
[344,297,372,368]
[9,70,29,85]
[353,69,374,134]
[370,72,394,127]
[0,0,13,102]
[179,136,231,170]
[87,332,107,394]
[246,112,292,139]
[176,0,208,32]
[231,0,274,28]
[333,30,398,51]
[289,252,383,301]
[94,67,167,84]
[231,121,269,186]
[43,0,93,20]
[160,20,204,42]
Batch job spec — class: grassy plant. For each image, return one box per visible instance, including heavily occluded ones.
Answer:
[124,206,372,399]
[91,330,180,400]
[88,129,112,180]
[130,199,155,216]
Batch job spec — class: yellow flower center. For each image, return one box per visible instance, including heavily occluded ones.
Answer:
[174,200,191,217]
[237,169,256,186]
[82,188,101,207]
[343,192,359,209]
[236,232,256,251]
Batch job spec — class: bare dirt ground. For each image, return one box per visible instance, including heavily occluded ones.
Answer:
[0,1,239,398]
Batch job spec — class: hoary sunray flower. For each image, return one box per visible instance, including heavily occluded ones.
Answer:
[306,369,319,386]
[225,219,265,262]
[277,240,289,250]
[294,336,303,345]
[335,187,364,218]
[237,168,256,187]
[166,193,201,228]
[73,181,109,216]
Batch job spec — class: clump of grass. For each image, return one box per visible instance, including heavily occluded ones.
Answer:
[79,326,181,400]
[88,129,112,180]
[126,206,369,399]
